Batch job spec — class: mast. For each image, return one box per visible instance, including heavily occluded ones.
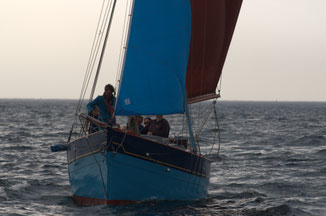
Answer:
[89,0,118,101]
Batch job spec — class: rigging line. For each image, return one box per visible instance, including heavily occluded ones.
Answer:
[72,0,105,137]
[194,103,212,151]
[77,0,107,111]
[74,0,110,118]
[86,0,113,102]
[115,129,128,152]
[185,103,198,153]
[180,114,185,138]
[184,113,188,140]
[216,102,221,154]
[195,101,214,136]
[189,103,200,152]
[85,137,109,201]
[187,105,192,141]
[85,0,113,97]
[208,100,221,154]
[89,0,118,102]
[68,1,111,142]
[80,0,111,107]
[76,0,113,109]
[197,1,209,128]
[176,113,186,138]
[115,0,132,92]
[78,115,87,137]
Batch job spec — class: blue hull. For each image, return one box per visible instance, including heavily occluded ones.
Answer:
[67,129,211,205]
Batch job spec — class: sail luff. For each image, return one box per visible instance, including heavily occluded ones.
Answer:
[113,0,135,118]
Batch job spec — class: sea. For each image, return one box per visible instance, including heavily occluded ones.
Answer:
[0,99,325,216]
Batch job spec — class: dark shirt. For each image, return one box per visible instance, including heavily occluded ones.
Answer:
[140,118,170,138]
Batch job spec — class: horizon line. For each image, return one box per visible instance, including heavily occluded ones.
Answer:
[0,98,325,103]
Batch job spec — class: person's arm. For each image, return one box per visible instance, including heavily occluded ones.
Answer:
[86,96,100,112]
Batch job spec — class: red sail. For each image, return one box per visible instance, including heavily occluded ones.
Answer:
[186,0,243,103]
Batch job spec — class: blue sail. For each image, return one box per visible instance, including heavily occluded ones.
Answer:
[115,0,191,116]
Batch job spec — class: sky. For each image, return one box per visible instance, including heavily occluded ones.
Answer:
[0,0,325,101]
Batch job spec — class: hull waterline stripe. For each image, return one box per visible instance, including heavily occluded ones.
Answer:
[72,195,137,206]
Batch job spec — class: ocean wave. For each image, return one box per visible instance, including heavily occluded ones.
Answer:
[2,145,34,151]
[9,180,30,191]
[258,181,306,196]
[242,204,296,216]
[206,153,227,161]
[289,134,326,146]
[1,100,326,215]
[316,149,326,156]
[5,136,23,143]
[0,187,7,198]
[211,190,267,200]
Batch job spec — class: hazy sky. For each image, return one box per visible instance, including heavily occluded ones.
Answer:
[1,0,325,101]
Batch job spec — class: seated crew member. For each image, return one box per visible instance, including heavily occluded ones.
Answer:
[143,117,151,127]
[140,115,170,138]
[140,117,151,134]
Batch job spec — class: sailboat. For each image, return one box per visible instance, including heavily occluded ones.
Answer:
[58,0,242,206]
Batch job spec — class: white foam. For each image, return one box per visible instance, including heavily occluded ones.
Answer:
[10,180,29,191]
[0,187,7,197]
